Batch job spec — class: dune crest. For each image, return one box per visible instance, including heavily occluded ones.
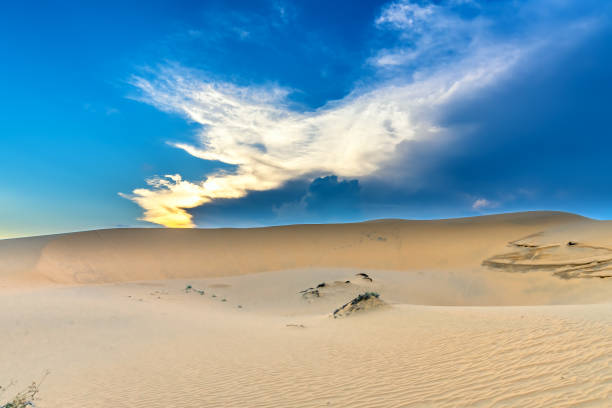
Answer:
[0,211,589,287]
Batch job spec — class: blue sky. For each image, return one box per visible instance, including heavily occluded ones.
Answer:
[1,0,611,237]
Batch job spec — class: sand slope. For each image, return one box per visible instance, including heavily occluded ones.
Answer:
[0,211,591,286]
[2,274,612,407]
[3,211,612,407]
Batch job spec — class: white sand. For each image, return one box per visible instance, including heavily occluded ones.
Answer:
[2,211,612,407]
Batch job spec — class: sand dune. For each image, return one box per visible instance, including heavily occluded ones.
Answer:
[3,211,612,407]
[0,211,590,287]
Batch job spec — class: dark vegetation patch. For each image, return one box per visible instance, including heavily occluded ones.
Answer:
[332,292,384,318]
[355,273,372,282]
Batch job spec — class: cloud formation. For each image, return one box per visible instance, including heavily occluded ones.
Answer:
[472,198,498,211]
[373,0,486,68]
[119,174,209,228]
[122,0,597,227]
[272,175,362,224]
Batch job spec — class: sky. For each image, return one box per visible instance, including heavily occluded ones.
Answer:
[1,0,612,238]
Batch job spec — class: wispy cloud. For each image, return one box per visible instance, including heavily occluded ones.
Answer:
[119,174,209,228]
[472,198,498,211]
[121,0,598,227]
[123,57,517,226]
[182,2,293,45]
[372,0,489,69]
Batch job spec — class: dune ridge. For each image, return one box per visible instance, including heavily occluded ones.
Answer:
[0,211,589,286]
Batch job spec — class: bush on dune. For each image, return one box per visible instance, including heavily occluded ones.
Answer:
[1,372,47,408]
[1,382,41,408]
[333,292,383,318]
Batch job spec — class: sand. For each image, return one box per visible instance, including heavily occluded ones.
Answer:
[2,211,612,407]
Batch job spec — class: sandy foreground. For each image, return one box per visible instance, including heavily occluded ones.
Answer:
[2,211,612,407]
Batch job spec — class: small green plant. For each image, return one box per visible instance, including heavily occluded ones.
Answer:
[221,298,227,302]
[350,292,379,305]
[333,292,382,318]
[1,372,48,408]
[185,285,207,296]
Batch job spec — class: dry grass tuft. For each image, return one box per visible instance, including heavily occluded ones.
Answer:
[1,372,48,408]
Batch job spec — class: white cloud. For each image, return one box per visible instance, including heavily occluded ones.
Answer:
[376,2,436,30]
[121,0,596,227]
[123,49,520,226]
[472,198,498,211]
[119,174,210,228]
[373,1,490,68]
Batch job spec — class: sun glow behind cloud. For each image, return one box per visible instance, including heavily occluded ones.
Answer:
[120,0,594,228]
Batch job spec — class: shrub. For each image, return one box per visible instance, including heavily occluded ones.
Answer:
[1,373,47,408]
[350,292,379,305]
[333,292,382,318]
